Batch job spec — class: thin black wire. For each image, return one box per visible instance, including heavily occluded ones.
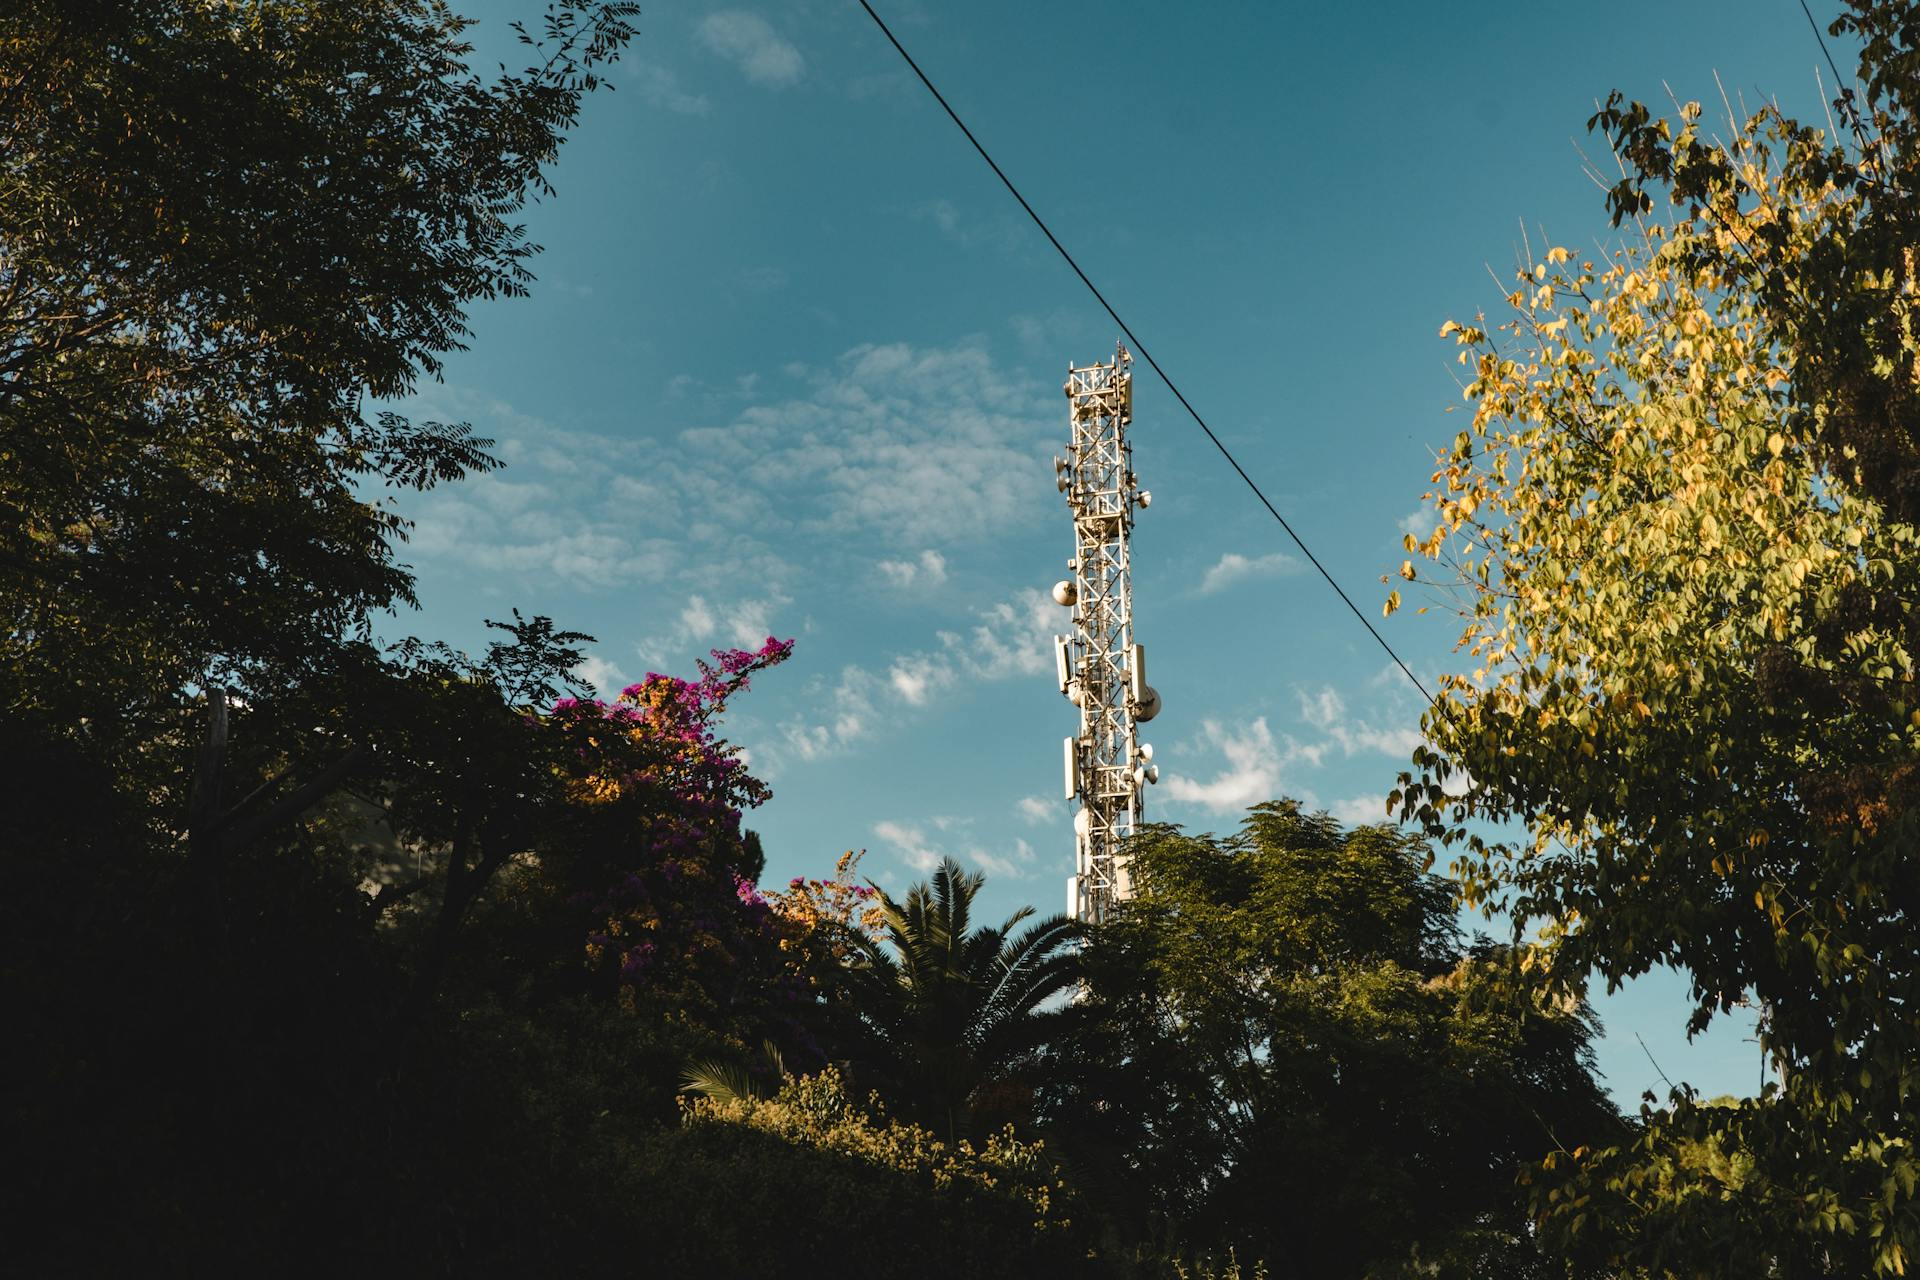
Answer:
[1798,0,1871,153]
[854,0,1434,707]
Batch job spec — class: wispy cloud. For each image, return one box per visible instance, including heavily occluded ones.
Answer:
[888,652,947,706]
[698,11,803,87]
[1154,676,1429,821]
[398,339,1048,606]
[962,591,1057,679]
[637,592,790,666]
[1327,793,1391,826]
[407,470,677,588]
[975,837,1038,880]
[871,820,1037,880]
[781,666,879,761]
[1016,795,1056,825]
[1297,686,1423,758]
[394,341,1059,780]
[900,198,1023,251]
[782,588,1055,755]
[688,342,1052,546]
[1198,550,1300,595]
[574,653,629,695]
[626,60,710,115]
[732,265,789,294]
[1399,505,1441,542]
[884,588,1054,706]
[878,549,947,589]
[873,819,943,872]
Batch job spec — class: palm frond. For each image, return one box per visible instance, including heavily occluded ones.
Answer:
[681,1040,788,1104]
[681,1057,761,1105]
[838,858,1083,1134]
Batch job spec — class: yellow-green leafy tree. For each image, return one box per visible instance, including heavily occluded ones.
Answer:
[1395,4,1920,1272]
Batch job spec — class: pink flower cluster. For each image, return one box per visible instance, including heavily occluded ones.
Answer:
[548,638,797,999]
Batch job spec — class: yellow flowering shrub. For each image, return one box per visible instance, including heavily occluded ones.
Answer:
[681,1067,1067,1231]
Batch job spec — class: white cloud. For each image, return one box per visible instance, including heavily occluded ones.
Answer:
[1399,505,1441,542]
[637,592,790,666]
[393,341,1062,783]
[1298,686,1424,758]
[893,198,1024,253]
[973,836,1038,880]
[957,589,1055,679]
[871,821,1037,880]
[698,11,803,87]
[878,549,948,589]
[873,820,943,873]
[574,654,628,695]
[1300,686,1341,728]
[685,342,1051,546]
[1164,717,1288,814]
[1016,795,1055,825]
[1198,550,1300,595]
[407,469,676,588]
[804,586,1056,730]
[1328,793,1392,826]
[627,61,710,115]
[780,666,879,761]
[398,340,1049,605]
[770,584,1057,771]
[888,652,948,706]
[722,596,782,648]
[680,595,718,641]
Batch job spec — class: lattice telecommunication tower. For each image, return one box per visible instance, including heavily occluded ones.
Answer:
[1051,342,1160,925]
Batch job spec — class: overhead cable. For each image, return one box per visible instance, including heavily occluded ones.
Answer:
[854,0,1434,706]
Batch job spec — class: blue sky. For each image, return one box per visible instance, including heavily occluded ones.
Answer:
[392,0,1847,1103]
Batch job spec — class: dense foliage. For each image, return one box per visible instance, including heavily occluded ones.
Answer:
[644,1068,1098,1279]
[1396,1,1920,1272]
[1042,804,1622,1277]
[1,0,634,755]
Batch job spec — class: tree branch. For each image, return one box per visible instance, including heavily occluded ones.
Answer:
[217,743,367,854]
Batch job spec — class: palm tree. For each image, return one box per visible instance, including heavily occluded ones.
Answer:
[838,857,1081,1143]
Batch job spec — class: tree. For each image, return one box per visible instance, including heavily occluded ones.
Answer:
[1041,803,1621,1278]
[0,5,777,1270]
[1397,4,1920,1270]
[836,858,1081,1143]
[0,0,636,777]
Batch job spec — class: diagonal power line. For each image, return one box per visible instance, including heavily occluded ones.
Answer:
[1797,0,1873,155]
[854,0,1434,706]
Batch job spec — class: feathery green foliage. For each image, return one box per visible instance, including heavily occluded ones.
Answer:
[838,856,1081,1142]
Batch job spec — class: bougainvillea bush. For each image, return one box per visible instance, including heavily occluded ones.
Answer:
[470,638,840,1065]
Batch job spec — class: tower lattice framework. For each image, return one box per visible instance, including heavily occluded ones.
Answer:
[1052,343,1159,925]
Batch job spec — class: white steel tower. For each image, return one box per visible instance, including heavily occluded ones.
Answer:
[1051,342,1160,924]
